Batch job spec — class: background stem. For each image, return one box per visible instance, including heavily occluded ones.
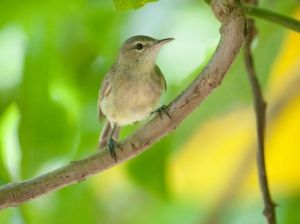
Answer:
[242,3,300,32]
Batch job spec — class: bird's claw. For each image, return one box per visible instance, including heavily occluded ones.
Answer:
[108,138,123,163]
[152,105,172,120]
[108,138,119,163]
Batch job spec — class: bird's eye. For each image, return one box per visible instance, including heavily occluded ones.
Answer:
[135,43,144,50]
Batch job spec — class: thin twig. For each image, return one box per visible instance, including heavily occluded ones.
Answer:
[241,3,300,33]
[206,0,300,32]
[0,0,246,210]
[243,1,277,222]
[204,74,300,224]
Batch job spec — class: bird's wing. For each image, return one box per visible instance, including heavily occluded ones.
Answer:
[98,72,112,121]
[155,65,167,91]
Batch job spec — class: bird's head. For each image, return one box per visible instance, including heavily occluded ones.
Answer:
[117,35,174,69]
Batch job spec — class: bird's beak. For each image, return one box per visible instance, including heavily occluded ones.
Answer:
[154,38,174,48]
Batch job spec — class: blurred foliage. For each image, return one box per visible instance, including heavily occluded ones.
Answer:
[113,0,158,10]
[0,0,300,223]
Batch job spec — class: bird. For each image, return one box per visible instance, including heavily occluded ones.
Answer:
[98,35,174,162]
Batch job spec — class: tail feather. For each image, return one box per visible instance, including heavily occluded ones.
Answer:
[99,122,120,148]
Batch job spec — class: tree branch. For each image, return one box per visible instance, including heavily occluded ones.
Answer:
[241,3,300,33]
[243,1,277,223]
[0,0,245,210]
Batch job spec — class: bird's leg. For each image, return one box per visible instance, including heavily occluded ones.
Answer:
[108,138,118,163]
[152,105,172,120]
[108,123,121,163]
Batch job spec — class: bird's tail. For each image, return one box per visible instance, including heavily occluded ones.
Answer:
[98,121,120,149]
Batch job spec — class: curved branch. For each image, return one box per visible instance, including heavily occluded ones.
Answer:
[0,0,245,210]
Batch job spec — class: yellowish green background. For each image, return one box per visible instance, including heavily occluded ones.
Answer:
[0,0,299,223]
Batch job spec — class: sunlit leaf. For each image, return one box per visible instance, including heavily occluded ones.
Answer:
[0,103,21,182]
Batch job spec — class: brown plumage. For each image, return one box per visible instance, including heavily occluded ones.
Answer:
[98,35,173,162]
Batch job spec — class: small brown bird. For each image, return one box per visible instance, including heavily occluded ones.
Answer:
[98,35,174,162]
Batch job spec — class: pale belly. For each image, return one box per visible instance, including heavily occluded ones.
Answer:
[100,78,163,126]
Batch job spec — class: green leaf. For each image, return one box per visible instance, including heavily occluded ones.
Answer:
[113,0,158,10]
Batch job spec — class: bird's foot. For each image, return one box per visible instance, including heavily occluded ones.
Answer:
[108,138,123,163]
[152,105,172,120]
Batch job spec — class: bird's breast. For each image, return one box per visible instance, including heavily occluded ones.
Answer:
[100,73,164,126]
